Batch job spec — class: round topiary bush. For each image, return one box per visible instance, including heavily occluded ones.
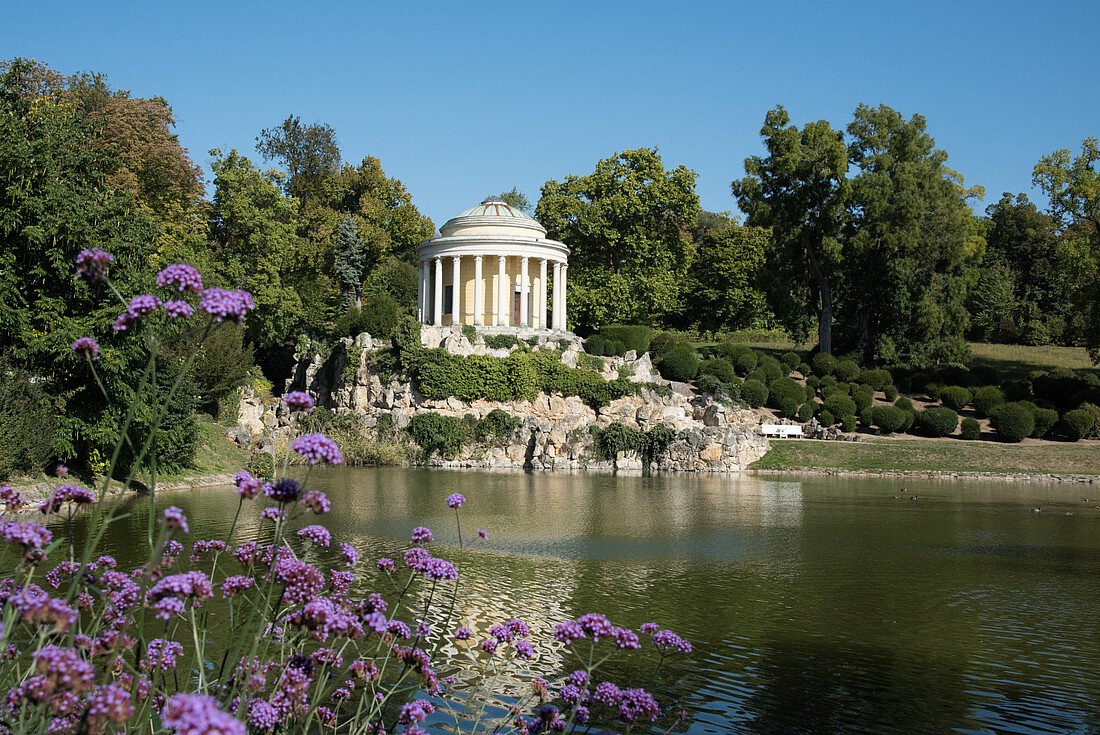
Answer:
[990,402,1035,443]
[781,352,801,371]
[1061,408,1096,442]
[798,362,812,377]
[883,385,898,402]
[1032,407,1058,439]
[859,369,894,392]
[699,357,736,385]
[696,374,722,395]
[768,377,805,418]
[806,375,821,390]
[859,408,874,428]
[819,409,835,427]
[871,405,908,435]
[852,387,874,413]
[840,414,857,432]
[899,408,917,433]
[757,355,786,383]
[938,386,972,411]
[741,379,768,408]
[658,343,700,382]
[824,393,857,420]
[804,385,816,403]
[796,402,814,422]
[960,417,981,440]
[1002,379,1032,402]
[835,359,861,382]
[919,407,959,437]
[811,352,837,377]
[894,396,914,412]
[971,385,1005,417]
[717,343,758,375]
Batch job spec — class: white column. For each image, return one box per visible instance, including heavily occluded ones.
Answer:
[451,255,461,325]
[473,255,483,326]
[519,256,529,328]
[497,255,507,326]
[552,261,562,330]
[538,258,548,329]
[433,257,443,326]
[418,259,427,323]
[560,263,568,331]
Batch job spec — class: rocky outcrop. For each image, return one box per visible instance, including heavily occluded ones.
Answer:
[237,327,771,473]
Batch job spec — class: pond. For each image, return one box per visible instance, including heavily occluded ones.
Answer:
[48,468,1100,734]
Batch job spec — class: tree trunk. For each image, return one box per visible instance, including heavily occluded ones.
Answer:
[805,232,832,354]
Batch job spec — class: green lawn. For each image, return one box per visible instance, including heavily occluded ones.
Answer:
[968,342,1099,382]
[751,435,1100,476]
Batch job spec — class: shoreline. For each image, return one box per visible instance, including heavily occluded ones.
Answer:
[749,467,1099,484]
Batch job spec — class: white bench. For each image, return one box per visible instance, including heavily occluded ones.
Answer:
[761,424,804,439]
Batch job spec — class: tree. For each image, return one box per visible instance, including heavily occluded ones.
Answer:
[208,149,304,349]
[496,187,531,212]
[1033,137,1100,361]
[842,104,977,364]
[256,115,341,206]
[687,222,769,333]
[333,214,368,307]
[732,107,848,353]
[536,148,700,330]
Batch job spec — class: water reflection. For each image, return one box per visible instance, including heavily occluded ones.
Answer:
[27,469,1100,734]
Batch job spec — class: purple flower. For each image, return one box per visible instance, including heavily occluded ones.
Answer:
[593,681,622,707]
[612,626,641,649]
[199,288,254,323]
[1,484,25,513]
[2,520,53,550]
[416,620,432,637]
[639,622,659,633]
[423,557,458,582]
[146,571,212,619]
[164,506,188,533]
[234,471,260,499]
[300,490,330,514]
[553,620,585,645]
[617,687,661,723]
[126,294,162,317]
[410,526,433,545]
[480,638,498,655]
[577,613,614,641]
[72,337,100,360]
[140,638,184,672]
[455,625,473,640]
[260,507,286,522]
[262,477,301,503]
[113,312,136,331]
[156,264,204,293]
[290,433,344,465]
[652,628,692,654]
[163,300,194,319]
[388,620,411,638]
[376,557,395,573]
[507,619,531,637]
[477,528,488,540]
[404,547,430,572]
[38,483,95,513]
[272,556,325,605]
[283,391,314,413]
[221,576,254,598]
[86,683,133,730]
[340,543,358,567]
[248,699,278,732]
[296,524,331,548]
[447,493,466,509]
[76,248,114,281]
[34,644,95,692]
[161,693,245,735]
[399,700,435,725]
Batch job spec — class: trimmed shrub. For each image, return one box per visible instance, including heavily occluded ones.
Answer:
[899,409,917,433]
[835,359,861,382]
[1061,409,1096,442]
[781,352,801,371]
[1032,408,1058,439]
[600,325,653,356]
[583,334,623,356]
[960,417,981,440]
[990,402,1034,443]
[871,406,908,435]
[768,377,805,418]
[648,332,679,361]
[840,414,857,432]
[484,334,519,350]
[798,362,812,377]
[717,344,759,375]
[741,379,768,408]
[804,385,816,403]
[824,393,857,420]
[796,402,814,422]
[894,396,914,412]
[909,372,931,392]
[852,387,874,413]
[1002,379,1032,402]
[476,409,521,444]
[757,355,786,383]
[811,352,837,376]
[699,358,736,385]
[408,412,469,458]
[971,385,1005,417]
[805,375,821,390]
[859,369,893,392]
[1080,403,1100,439]
[361,292,400,340]
[939,386,972,411]
[935,364,979,388]
[859,408,874,428]
[591,422,645,461]
[819,410,835,427]
[883,385,898,402]
[658,343,700,382]
[919,407,959,437]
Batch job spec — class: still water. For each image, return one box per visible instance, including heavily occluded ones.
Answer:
[60,469,1100,734]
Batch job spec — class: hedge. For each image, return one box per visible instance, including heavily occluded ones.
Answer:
[919,407,958,437]
[600,325,653,356]
[583,334,625,357]
[756,355,786,383]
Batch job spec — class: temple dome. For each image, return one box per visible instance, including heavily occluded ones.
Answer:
[439,196,546,238]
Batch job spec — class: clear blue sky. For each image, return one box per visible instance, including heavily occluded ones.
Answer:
[3,0,1097,228]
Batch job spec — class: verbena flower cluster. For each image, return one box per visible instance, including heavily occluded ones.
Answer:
[0,258,694,735]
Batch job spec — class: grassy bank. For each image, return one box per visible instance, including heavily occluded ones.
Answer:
[750,436,1100,476]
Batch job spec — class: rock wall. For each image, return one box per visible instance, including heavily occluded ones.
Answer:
[237,327,770,473]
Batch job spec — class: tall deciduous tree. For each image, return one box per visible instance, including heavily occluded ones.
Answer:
[536,148,700,330]
[732,107,848,353]
[843,104,978,364]
[687,221,770,333]
[1033,137,1100,361]
[256,115,341,206]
